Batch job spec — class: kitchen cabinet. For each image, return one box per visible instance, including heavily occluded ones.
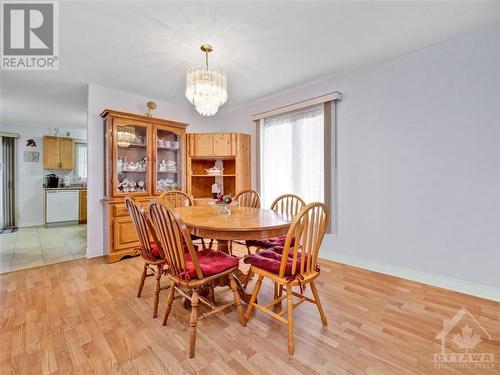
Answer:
[79,190,87,224]
[43,136,75,169]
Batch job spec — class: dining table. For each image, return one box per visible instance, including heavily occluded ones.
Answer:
[174,205,292,302]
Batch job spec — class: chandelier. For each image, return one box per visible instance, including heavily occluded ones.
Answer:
[186,44,228,116]
[116,126,136,147]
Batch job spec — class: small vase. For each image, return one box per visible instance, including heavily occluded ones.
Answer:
[218,204,230,215]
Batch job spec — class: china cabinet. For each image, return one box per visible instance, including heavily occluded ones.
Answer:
[100,109,187,262]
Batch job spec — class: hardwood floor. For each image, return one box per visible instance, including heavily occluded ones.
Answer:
[0,245,498,374]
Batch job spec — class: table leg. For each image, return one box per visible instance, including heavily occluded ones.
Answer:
[216,239,253,304]
[217,239,230,253]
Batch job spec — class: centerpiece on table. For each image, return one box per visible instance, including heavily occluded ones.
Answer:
[213,193,234,215]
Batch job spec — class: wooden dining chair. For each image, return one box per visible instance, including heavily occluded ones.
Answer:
[243,202,329,355]
[125,196,169,319]
[246,194,305,251]
[243,194,306,289]
[229,189,261,254]
[148,199,245,358]
[234,189,261,209]
[159,190,192,208]
[159,190,207,250]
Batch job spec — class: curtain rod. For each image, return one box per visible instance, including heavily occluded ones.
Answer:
[252,91,343,121]
[0,132,20,138]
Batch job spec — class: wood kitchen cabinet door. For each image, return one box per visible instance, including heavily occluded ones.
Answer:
[59,138,75,169]
[213,133,234,156]
[191,133,213,156]
[79,190,87,224]
[43,136,60,168]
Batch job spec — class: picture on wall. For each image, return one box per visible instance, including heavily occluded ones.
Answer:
[23,151,40,162]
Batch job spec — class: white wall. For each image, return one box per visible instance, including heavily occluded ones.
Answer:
[86,84,213,257]
[0,124,86,227]
[215,24,500,292]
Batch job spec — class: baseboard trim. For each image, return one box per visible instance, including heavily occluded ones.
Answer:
[86,248,105,258]
[322,252,500,302]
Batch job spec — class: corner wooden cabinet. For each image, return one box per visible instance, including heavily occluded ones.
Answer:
[187,133,250,205]
[43,136,75,169]
[101,109,187,262]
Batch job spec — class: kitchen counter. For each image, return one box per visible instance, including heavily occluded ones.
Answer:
[44,186,87,190]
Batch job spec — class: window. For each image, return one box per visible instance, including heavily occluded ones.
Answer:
[75,142,87,179]
[260,105,324,208]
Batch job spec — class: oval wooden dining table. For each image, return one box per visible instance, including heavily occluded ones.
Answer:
[174,205,292,302]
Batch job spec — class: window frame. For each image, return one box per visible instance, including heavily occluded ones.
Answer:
[74,140,88,179]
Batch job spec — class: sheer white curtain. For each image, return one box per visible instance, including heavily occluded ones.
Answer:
[75,142,87,179]
[260,105,324,208]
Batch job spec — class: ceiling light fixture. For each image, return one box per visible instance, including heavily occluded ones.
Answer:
[185,44,228,116]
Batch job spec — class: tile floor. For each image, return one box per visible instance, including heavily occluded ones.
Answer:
[0,224,86,274]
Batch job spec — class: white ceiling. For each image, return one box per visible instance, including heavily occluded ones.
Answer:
[2,1,500,129]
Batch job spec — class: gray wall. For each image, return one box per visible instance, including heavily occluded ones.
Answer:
[215,24,500,289]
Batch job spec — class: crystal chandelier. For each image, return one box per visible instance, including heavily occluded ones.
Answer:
[186,44,228,116]
[116,126,136,147]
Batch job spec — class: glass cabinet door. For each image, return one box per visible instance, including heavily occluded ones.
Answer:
[115,123,150,195]
[155,126,181,194]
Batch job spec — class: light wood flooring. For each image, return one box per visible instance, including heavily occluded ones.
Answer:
[0,245,498,374]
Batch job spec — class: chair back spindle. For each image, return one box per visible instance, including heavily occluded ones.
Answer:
[279,202,328,278]
[125,196,164,260]
[235,189,261,208]
[159,190,193,208]
[270,194,305,220]
[148,200,203,280]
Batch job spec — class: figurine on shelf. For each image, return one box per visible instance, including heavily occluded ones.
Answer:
[157,178,178,192]
[205,160,223,175]
[117,157,127,173]
[138,156,147,171]
[159,160,167,172]
[118,178,136,192]
[117,178,146,192]
[160,160,176,172]
[211,182,222,199]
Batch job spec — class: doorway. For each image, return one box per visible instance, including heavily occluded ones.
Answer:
[0,129,88,274]
[1,135,17,233]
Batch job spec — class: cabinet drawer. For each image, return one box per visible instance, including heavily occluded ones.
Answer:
[112,203,129,217]
[112,217,139,251]
[112,200,149,217]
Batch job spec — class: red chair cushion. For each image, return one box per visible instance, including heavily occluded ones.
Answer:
[246,235,292,249]
[184,249,239,278]
[243,246,301,276]
[150,241,161,259]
